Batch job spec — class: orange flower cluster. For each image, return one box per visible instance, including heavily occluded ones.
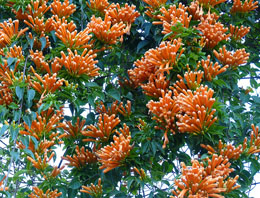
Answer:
[96,133,132,173]
[24,15,54,34]
[81,178,102,197]
[96,100,132,117]
[87,0,110,14]
[171,155,240,197]
[247,124,260,154]
[176,85,217,134]
[62,145,97,168]
[55,22,92,50]
[230,24,250,40]
[27,151,55,170]
[29,67,64,94]
[28,31,51,50]
[81,113,121,142]
[106,3,140,34]
[201,139,246,160]
[59,117,86,138]
[0,19,28,47]
[50,0,76,18]
[133,167,146,180]
[128,39,184,86]
[141,73,170,98]
[4,45,24,60]
[213,45,250,68]
[147,91,179,148]
[142,0,168,18]
[198,55,229,81]
[30,50,53,74]
[0,175,8,191]
[55,48,99,78]
[87,14,126,45]
[29,187,62,198]
[45,165,65,179]
[196,0,227,7]
[172,70,204,95]
[230,0,259,13]
[197,19,230,48]
[188,1,204,20]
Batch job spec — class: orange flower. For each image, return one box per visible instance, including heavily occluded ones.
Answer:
[188,1,204,20]
[19,108,64,141]
[147,91,179,148]
[51,0,76,18]
[201,140,245,160]
[86,0,110,14]
[45,165,65,179]
[128,39,184,86]
[197,20,230,48]
[230,24,250,40]
[198,55,229,81]
[247,124,260,154]
[29,66,64,94]
[141,73,170,98]
[106,3,140,34]
[55,22,92,50]
[0,19,28,47]
[28,32,51,50]
[27,151,55,170]
[55,48,99,78]
[171,70,204,95]
[96,100,131,117]
[81,113,121,142]
[59,117,86,138]
[0,175,8,191]
[24,16,54,34]
[97,134,132,173]
[142,0,168,9]
[213,45,250,68]
[29,187,62,198]
[176,85,217,134]
[133,167,146,180]
[5,45,24,61]
[62,145,97,168]
[230,0,259,13]
[81,178,102,197]
[87,14,126,45]
[171,155,239,197]
[196,0,227,7]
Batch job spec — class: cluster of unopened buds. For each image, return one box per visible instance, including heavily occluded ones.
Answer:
[81,178,103,197]
[28,187,62,198]
[96,100,132,117]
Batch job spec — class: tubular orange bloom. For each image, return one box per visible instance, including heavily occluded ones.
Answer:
[0,19,28,48]
[87,0,110,14]
[196,0,227,7]
[230,0,258,13]
[213,45,250,68]
[27,151,55,170]
[29,187,62,198]
[230,24,250,40]
[133,167,146,180]
[62,145,97,168]
[81,113,121,142]
[24,16,54,34]
[5,45,24,61]
[0,175,8,191]
[247,124,260,154]
[81,178,102,197]
[96,100,131,117]
[51,0,76,18]
[45,165,65,179]
[197,19,230,48]
[28,32,51,50]
[141,73,170,98]
[19,108,63,141]
[201,140,244,160]
[171,70,204,95]
[147,91,179,148]
[106,3,140,34]
[188,1,204,20]
[59,117,86,138]
[171,155,239,198]
[142,0,168,9]
[29,66,64,94]
[30,50,52,74]
[97,134,133,173]
[55,48,99,78]
[198,55,229,81]
[176,85,217,134]
[26,0,50,19]
[55,22,92,50]
[117,100,132,117]
[87,14,126,45]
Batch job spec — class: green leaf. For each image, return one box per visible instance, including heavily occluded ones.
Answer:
[24,149,35,159]
[107,88,121,101]
[31,137,38,149]
[7,57,15,66]
[27,89,35,102]
[86,82,99,88]
[0,125,8,137]
[21,136,29,148]
[15,86,24,101]
[69,178,81,189]
[8,102,19,109]
[137,40,149,53]
[23,115,32,128]
[40,37,46,51]
[10,151,20,162]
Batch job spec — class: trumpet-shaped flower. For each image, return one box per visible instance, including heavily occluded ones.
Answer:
[230,24,250,40]
[0,19,28,47]
[87,14,126,45]
[29,187,62,198]
[96,100,132,117]
[230,0,258,13]
[97,134,132,173]
[24,16,54,34]
[60,117,86,138]
[51,0,76,18]
[4,45,24,61]
[81,113,121,142]
[247,124,260,154]
[196,0,227,8]
[176,85,217,134]
[27,151,54,170]
[87,0,110,14]
[55,48,99,78]
[213,45,250,68]
[81,178,102,197]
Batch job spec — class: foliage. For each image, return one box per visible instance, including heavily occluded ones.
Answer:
[0,0,259,197]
